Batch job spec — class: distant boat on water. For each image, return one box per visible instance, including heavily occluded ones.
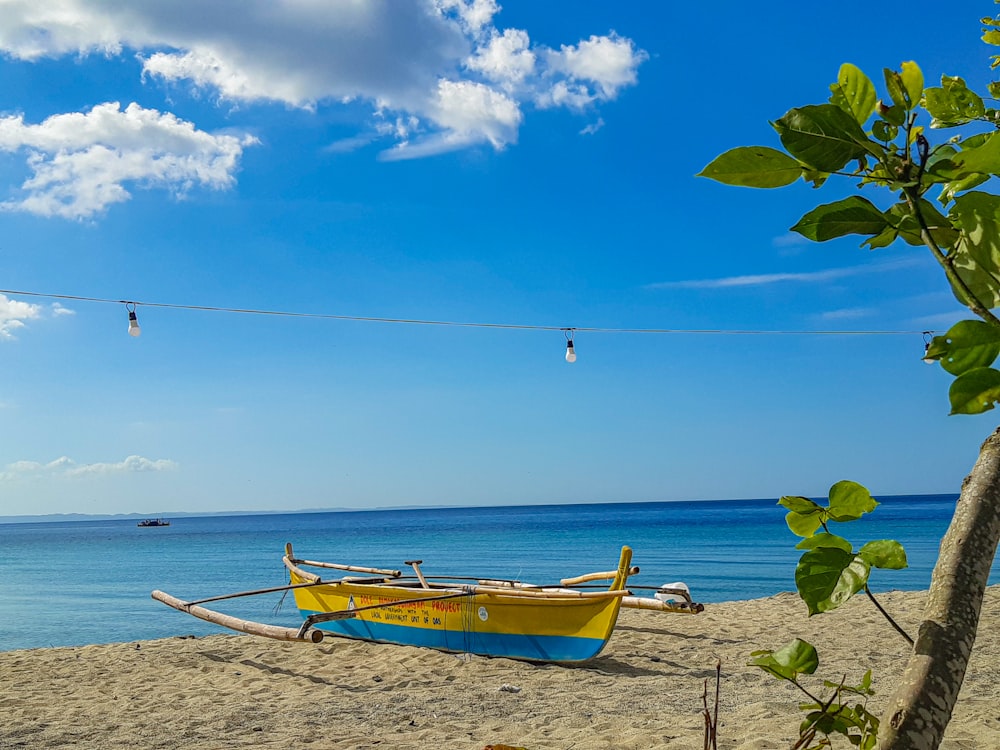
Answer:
[137,518,170,527]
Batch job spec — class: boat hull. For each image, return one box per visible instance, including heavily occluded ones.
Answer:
[291,580,622,662]
[287,548,633,664]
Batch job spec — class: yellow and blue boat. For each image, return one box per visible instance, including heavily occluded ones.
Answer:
[283,544,634,663]
[152,543,701,664]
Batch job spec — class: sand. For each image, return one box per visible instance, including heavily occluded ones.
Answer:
[1,587,999,749]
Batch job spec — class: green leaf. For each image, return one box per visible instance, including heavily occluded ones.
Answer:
[772,105,871,172]
[859,669,874,693]
[883,68,909,109]
[786,509,824,538]
[924,144,964,182]
[937,172,990,206]
[697,146,803,188]
[809,710,858,737]
[796,547,870,614]
[871,120,897,142]
[948,192,1000,309]
[900,61,924,106]
[881,200,959,249]
[926,320,1000,376]
[796,532,853,552]
[791,196,888,242]
[878,101,906,127]
[749,638,819,681]
[949,367,1000,414]
[829,63,877,125]
[951,132,1000,176]
[779,495,823,513]
[858,540,908,569]
[924,76,986,127]
[802,168,830,188]
[861,227,899,249]
[869,204,917,247]
[827,480,878,521]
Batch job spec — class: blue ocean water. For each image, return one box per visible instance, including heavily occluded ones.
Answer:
[0,495,986,652]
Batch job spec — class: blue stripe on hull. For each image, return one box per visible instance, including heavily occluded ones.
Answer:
[301,610,607,663]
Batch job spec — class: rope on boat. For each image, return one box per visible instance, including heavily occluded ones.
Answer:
[184,579,337,607]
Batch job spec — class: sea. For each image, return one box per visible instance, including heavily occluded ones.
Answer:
[1,494,991,653]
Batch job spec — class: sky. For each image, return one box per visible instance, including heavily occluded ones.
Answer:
[0,0,995,517]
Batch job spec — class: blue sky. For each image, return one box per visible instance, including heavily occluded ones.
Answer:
[0,1,992,516]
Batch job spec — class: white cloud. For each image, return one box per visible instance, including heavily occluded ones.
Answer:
[432,79,522,147]
[772,232,810,248]
[0,1,646,171]
[0,454,179,480]
[0,296,73,339]
[379,79,522,160]
[142,50,275,105]
[537,33,648,109]
[0,102,257,219]
[0,0,126,59]
[435,0,501,36]
[0,294,42,339]
[324,133,377,154]
[68,455,179,477]
[466,28,536,91]
[651,269,863,290]
[580,118,605,136]
[647,258,926,290]
[818,307,877,321]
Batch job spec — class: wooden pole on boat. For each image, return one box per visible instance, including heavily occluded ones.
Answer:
[151,590,325,643]
[284,543,401,578]
[560,566,640,586]
[405,560,431,589]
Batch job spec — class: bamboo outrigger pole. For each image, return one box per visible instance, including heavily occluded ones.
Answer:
[151,590,326,643]
[560,566,641,586]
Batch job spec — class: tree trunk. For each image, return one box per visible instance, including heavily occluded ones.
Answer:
[879,427,1000,749]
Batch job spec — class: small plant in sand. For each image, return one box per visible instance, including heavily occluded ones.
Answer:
[752,639,879,750]
[750,481,908,749]
[698,8,1000,749]
[779,482,909,638]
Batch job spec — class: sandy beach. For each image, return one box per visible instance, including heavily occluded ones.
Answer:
[1,587,998,749]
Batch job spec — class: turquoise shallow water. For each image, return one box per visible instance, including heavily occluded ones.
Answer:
[0,495,984,651]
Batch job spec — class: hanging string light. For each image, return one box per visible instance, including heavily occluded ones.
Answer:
[0,288,936,360]
[564,329,576,363]
[125,302,141,338]
[922,331,936,364]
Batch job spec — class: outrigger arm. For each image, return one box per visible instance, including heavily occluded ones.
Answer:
[151,590,327,643]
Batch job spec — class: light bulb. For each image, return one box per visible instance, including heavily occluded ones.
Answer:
[921,332,937,364]
[565,340,576,363]
[128,310,141,337]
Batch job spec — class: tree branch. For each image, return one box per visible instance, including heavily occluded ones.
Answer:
[879,427,1000,749]
[903,188,1000,330]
